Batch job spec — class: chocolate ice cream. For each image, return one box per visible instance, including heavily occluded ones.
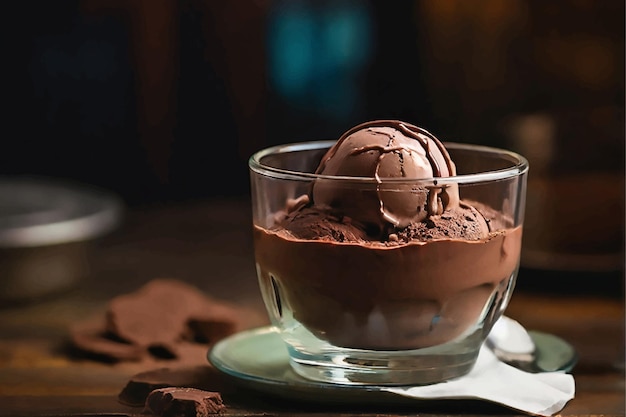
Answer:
[252,120,523,350]
[313,120,460,233]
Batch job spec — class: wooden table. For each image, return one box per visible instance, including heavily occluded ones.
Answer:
[0,198,624,416]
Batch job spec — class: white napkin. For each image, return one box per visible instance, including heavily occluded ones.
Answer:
[382,320,575,417]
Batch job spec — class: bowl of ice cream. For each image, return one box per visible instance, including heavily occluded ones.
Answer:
[249,120,528,385]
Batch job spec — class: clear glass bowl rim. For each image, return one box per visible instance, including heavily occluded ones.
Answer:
[249,141,528,185]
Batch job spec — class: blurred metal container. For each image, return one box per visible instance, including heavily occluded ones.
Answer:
[0,176,123,304]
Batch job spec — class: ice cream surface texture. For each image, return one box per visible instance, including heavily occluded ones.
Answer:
[253,120,523,350]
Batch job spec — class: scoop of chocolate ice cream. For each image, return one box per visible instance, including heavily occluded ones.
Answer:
[313,120,460,234]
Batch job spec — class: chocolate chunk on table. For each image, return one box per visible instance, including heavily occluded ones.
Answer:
[186,315,238,344]
[70,278,252,362]
[106,278,221,347]
[118,365,230,407]
[144,387,225,416]
[70,317,146,362]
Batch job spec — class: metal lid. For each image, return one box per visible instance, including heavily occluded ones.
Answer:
[0,176,123,248]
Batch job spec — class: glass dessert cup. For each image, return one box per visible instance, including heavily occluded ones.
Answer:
[249,141,528,386]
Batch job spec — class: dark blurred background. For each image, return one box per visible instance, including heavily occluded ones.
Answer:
[0,0,624,288]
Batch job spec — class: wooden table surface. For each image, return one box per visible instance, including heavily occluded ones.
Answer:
[0,198,624,417]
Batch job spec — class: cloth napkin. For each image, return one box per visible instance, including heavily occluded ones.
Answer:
[382,319,575,417]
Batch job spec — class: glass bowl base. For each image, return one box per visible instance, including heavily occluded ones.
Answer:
[285,333,482,386]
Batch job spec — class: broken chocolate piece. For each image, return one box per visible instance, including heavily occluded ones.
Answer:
[70,278,264,363]
[144,387,225,416]
[70,317,146,361]
[186,301,241,344]
[118,365,229,407]
[106,279,213,347]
